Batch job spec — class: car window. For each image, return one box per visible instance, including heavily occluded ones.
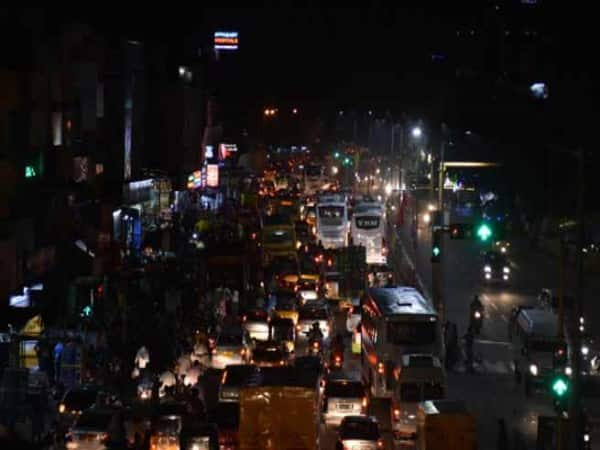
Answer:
[64,389,98,410]
[246,310,268,322]
[299,309,328,320]
[325,381,364,397]
[75,411,113,430]
[223,367,255,386]
[218,333,243,346]
[340,420,379,440]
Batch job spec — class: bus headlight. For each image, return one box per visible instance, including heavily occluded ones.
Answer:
[582,345,589,356]
[484,265,492,273]
[529,364,538,376]
[503,266,510,274]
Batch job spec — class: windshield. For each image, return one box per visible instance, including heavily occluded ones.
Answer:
[340,420,379,440]
[276,297,296,311]
[271,324,294,341]
[253,346,284,362]
[64,389,98,410]
[299,309,329,320]
[355,216,380,230]
[399,383,421,402]
[264,229,293,244]
[399,382,444,402]
[306,166,322,177]
[75,411,113,430]
[223,367,255,386]
[529,340,559,353]
[218,333,243,346]
[318,206,345,226]
[325,381,364,398]
[246,310,268,322]
[387,321,437,345]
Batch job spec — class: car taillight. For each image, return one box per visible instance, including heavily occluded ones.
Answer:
[377,362,385,375]
[335,355,341,363]
[313,341,320,349]
[377,438,384,448]
[240,348,246,356]
[362,396,368,410]
[393,408,401,422]
[296,324,301,331]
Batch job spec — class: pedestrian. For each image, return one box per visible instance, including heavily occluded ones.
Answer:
[497,418,508,450]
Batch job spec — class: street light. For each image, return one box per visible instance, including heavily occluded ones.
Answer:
[411,127,422,139]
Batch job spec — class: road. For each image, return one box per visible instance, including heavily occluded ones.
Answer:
[390,189,600,449]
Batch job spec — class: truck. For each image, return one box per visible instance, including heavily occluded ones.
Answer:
[239,367,320,450]
[417,400,476,450]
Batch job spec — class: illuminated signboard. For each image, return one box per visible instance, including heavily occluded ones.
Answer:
[205,145,214,160]
[214,31,239,50]
[206,164,219,187]
[219,143,238,160]
[187,170,203,190]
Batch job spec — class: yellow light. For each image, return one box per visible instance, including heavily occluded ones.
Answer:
[59,403,66,413]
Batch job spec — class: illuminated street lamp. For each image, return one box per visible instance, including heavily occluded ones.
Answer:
[292,108,298,114]
[411,126,422,139]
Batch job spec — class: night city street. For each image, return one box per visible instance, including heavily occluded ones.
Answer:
[0,4,599,450]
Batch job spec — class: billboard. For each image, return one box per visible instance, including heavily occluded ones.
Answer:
[214,31,239,50]
[187,170,203,190]
[219,143,238,160]
[206,164,219,187]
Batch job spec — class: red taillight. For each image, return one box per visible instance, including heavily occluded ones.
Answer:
[377,438,384,448]
[377,362,385,375]
[362,396,368,411]
[393,407,401,422]
[313,341,320,349]
[335,356,341,363]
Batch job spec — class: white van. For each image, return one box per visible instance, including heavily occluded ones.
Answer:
[351,202,386,265]
[390,354,446,442]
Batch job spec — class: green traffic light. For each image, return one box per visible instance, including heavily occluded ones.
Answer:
[334,152,340,159]
[432,246,440,257]
[477,223,492,241]
[552,377,569,397]
[343,157,351,166]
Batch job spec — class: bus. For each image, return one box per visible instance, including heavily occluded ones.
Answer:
[303,164,325,195]
[261,214,297,266]
[361,287,443,398]
[351,202,386,265]
[316,198,349,249]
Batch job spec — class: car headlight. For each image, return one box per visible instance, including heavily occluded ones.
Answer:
[529,364,538,376]
[582,346,589,356]
[484,265,492,273]
[503,266,510,274]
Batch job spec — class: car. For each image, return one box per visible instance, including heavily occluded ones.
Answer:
[296,278,319,302]
[323,374,368,426]
[210,326,252,369]
[272,293,300,325]
[269,317,296,354]
[482,250,511,282]
[346,298,361,334]
[297,302,332,341]
[65,408,123,450]
[59,385,101,421]
[218,364,257,403]
[250,341,288,367]
[493,239,511,254]
[242,309,270,341]
[336,416,384,450]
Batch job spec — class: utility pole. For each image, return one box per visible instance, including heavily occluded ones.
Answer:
[569,149,585,450]
[432,124,446,322]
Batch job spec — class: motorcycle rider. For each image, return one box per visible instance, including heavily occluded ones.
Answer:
[307,322,324,342]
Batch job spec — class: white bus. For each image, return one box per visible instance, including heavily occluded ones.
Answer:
[304,164,325,195]
[316,199,349,249]
[360,287,444,398]
[351,202,386,265]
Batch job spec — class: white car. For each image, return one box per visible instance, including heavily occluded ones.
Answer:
[210,327,252,369]
[242,309,270,341]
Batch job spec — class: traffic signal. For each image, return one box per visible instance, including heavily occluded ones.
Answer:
[431,229,442,263]
[81,305,93,318]
[550,373,570,414]
[476,223,493,242]
[334,151,340,159]
[343,157,352,166]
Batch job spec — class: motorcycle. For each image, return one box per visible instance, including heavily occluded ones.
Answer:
[307,337,323,356]
[330,351,344,369]
[470,308,483,335]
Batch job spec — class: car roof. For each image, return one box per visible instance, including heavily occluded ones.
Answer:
[516,308,558,338]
